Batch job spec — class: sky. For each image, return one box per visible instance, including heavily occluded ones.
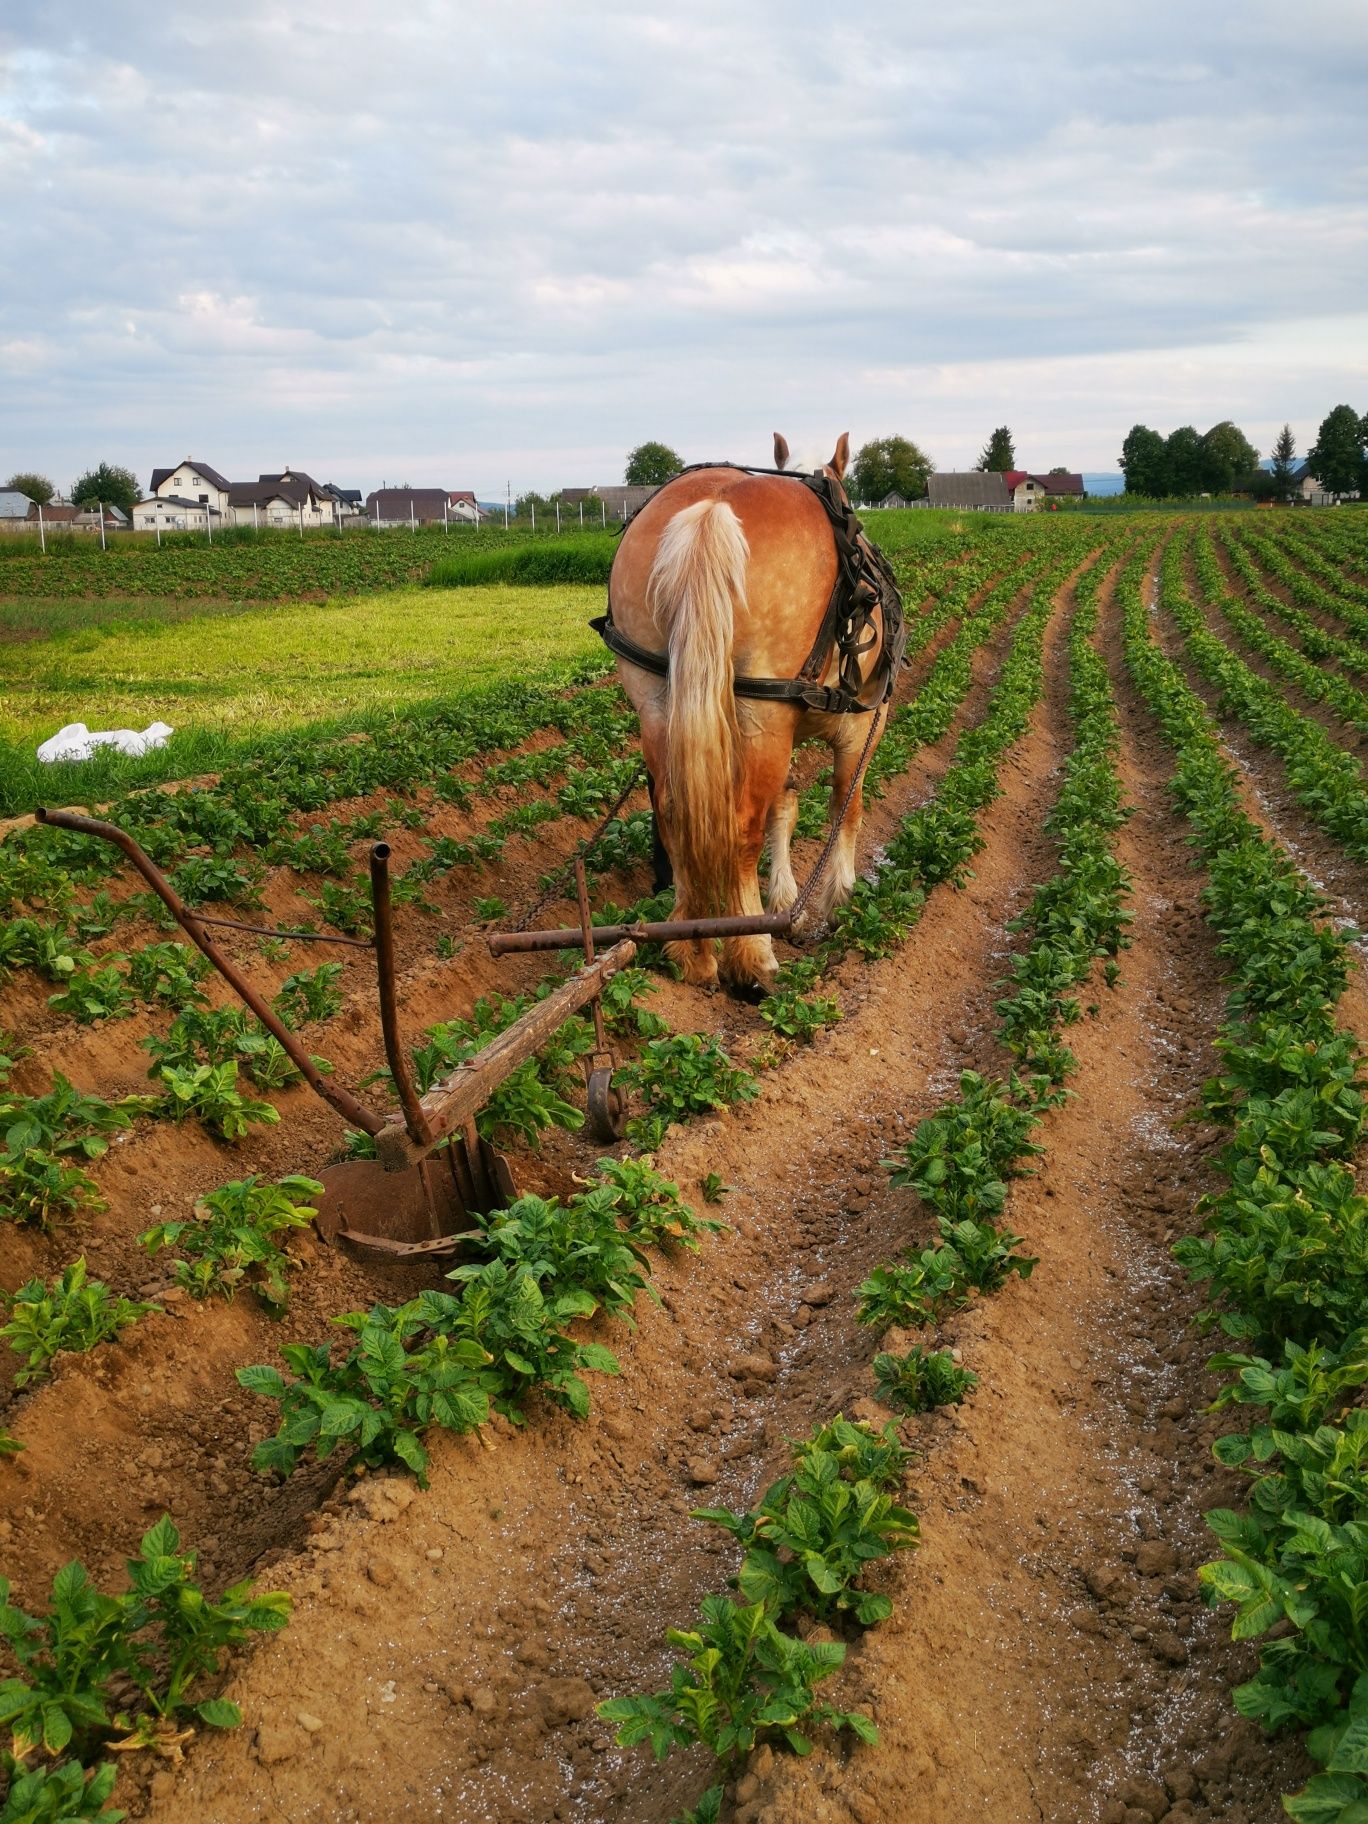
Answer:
[2,2,1365,498]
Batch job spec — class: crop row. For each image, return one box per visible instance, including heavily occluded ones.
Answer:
[1190,531,1368,734]
[597,552,1136,1820]
[1265,522,1368,613]
[1218,529,1368,682]
[1121,545,1368,1823]
[1157,531,1368,862]
[0,528,454,601]
[1232,526,1368,647]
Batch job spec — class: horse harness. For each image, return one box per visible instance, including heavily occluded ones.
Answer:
[590,463,907,717]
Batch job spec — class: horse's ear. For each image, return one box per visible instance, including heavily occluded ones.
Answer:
[773,432,790,471]
[828,432,850,478]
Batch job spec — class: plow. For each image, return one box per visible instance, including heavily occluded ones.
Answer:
[35,807,792,1260]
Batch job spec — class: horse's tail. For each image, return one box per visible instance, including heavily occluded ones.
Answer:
[647,498,749,909]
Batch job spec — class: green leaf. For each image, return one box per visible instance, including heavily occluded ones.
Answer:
[196,1696,243,1729]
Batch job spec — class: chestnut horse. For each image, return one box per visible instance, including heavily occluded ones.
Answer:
[604,432,897,993]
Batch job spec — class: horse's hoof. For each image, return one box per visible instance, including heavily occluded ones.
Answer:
[724,977,771,1005]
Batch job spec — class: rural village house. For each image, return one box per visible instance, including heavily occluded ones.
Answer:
[364,488,484,527]
[1287,461,1359,506]
[132,460,365,531]
[561,484,658,520]
[926,470,1084,512]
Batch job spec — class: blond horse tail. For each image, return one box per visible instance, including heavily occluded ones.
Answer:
[647,499,749,910]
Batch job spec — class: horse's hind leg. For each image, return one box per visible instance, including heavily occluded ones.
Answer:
[765,773,800,912]
[811,706,885,923]
[720,749,788,993]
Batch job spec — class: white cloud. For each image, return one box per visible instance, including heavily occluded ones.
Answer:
[0,0,1364,493]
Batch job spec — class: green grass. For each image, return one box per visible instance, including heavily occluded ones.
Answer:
[0,582,606,815]
[427,533,620,588]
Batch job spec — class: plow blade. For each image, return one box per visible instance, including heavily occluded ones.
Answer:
[312,1130,517,1261]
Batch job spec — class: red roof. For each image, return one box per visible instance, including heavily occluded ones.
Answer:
[1003,471,1030,489]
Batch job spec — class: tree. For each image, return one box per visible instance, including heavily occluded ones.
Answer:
[71,463,140,519]
[1308,404,1366,496]
[1270,424,1298,504]
[1119,425,1169,497]
[4,472,54,505]
[849,436,934,504]
[1164,426,1205,497]
[1199,421,1259,495]
[1047,466,1070,476]
[513,490,551,523]
[624,442,684,488]
[975,427,1015,472]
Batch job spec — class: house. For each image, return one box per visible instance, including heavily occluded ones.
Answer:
[364,487,453,527]
[447,490,483,524]
[1037,472,1084,499]
[560,485,659,521]
[926,470,1085,513]
[0,490,35,522]
[927,472,1012,511]
[147,459,234,518]
[244,470,336,524]
[1289,461,1358,506]
[132,495,224,531]
[324,484,364,519]
[72,504,128,528]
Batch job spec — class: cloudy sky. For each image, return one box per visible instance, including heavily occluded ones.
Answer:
[2,2,1365,497]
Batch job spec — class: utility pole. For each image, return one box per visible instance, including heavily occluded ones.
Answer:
[505,481,510,530]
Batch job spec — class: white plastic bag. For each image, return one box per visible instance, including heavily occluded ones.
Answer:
[36,721,175,764]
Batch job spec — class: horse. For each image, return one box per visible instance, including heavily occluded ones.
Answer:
[599,432,902,994]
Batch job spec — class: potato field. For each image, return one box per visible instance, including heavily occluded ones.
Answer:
[2,506,1368,1824]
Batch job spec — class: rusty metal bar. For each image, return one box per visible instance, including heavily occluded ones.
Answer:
[573,857,610,1055]
[35,807,386,1137]
[368,842,433,1148]
[192,911,374,949]
[487,908,792,958]
[375,938,638,1169]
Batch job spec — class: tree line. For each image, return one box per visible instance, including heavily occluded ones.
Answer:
[1119,404,1368,501]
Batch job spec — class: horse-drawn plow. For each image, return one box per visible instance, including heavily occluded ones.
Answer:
[35,807,791,1258]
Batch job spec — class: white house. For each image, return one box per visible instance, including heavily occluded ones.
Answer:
[147,459,234,517]
[132,495,224,531]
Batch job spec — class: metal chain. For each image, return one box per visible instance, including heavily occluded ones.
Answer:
[510,760,646,932]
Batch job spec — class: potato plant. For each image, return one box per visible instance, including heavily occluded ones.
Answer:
[618,1034,758,1149]
[597,1597,875,1766]
[0,1261,156,1387]
[0,1517,288,1763]
[873,1347,978,1412]
[153,1063,280,1143]
[141,1176,322,1313]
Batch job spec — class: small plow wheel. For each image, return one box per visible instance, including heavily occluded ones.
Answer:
[587,1065,626,1142]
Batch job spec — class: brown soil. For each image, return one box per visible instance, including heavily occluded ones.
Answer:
[5,541,1360,1824]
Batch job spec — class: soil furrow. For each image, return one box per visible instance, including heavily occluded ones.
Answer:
[129,578,1082,1824]
[0,568,1052,1619]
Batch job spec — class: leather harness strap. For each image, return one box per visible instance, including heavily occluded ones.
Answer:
[590,464,906,717]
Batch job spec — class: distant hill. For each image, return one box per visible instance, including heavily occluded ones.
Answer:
[1081,472,1124,496]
